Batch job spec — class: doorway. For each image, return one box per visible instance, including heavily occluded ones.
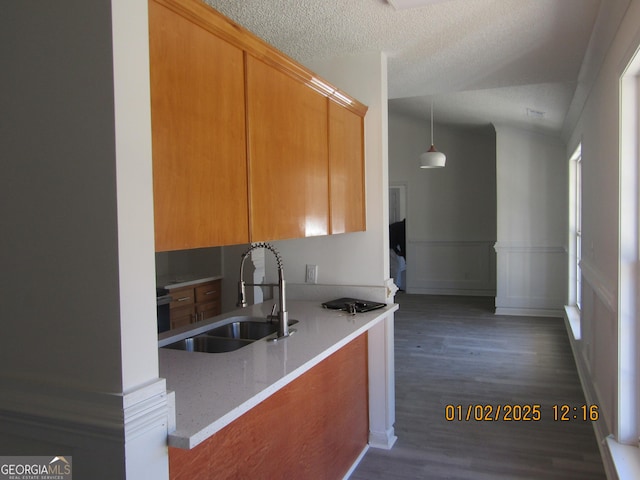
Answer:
[389,183,408,291]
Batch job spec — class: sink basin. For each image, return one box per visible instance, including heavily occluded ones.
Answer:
[205,321,278,340]
[163,335,253,353]
[161,318,300,353]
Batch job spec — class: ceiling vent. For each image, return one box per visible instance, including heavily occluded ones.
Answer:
[526,108,546,119]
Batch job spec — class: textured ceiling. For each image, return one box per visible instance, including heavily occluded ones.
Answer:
[202,0,620,135]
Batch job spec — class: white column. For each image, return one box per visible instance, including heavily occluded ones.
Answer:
[367,313,397,449]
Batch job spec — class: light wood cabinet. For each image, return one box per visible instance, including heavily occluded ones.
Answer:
[149,0,249,252]
[329,101,366,234]
[194,281,222,322]
[168,279,221,330]
[148,0,367,250]
[168,286,195,330]
[246,55,329,241]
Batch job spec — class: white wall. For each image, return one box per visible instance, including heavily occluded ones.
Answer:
[563,1,640,475]
[0,1,168,478]
[223,52,393,304]
[494,125,568,316]
[388,111,497,296]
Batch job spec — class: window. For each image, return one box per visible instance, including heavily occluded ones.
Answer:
[569,143,582,310]
[575,150,582,310]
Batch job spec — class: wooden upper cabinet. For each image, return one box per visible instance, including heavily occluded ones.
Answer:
[329,101,366,234]
[148,0,249,251]
[246,55,329,241]
[148,0,367,249]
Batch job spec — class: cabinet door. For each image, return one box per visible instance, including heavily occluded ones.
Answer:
[149,0,249,251]
[246,55,329,241]
[170,305,195,330]
[169,286,195,329]
[196,301,221,322]
[195,280,221,321]
[329,101,366,234]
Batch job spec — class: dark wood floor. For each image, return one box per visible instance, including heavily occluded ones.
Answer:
[351,294,606,480]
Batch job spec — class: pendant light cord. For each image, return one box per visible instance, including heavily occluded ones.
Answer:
[430,101,434,146]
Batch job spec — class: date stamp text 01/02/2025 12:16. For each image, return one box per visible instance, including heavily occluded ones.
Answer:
[444,404,600,422]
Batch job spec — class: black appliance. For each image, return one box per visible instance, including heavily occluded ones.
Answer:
[156,287,172,333]
[321,297,386,313]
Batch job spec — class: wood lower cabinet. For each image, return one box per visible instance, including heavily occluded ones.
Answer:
[168,279,221,330]
[194,281,222,322]
[246,54,330,241]
[169,333,368,479]
[329,101,366,234]
[149,0,249,252]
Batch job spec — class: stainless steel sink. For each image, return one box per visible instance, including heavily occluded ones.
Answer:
[163,335,253,353]
[204,321,278,340]
[161,318,299,353]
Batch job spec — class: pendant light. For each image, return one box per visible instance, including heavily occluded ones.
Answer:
[419,101,446,168]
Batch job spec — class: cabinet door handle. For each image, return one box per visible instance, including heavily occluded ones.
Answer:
[204,290,217,295]
[177,296,191,302]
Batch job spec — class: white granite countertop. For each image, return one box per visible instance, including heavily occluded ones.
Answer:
[157,274,223,290]
[158,299,398,449]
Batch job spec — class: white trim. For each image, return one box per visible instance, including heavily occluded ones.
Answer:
[617,45,640,448]
[580,258,618,314]
[607,436,640,480]
[493,243,567,253]
[368,427,398,449]
[564,305,582,340]
[367,315,398,450]
[0,376,169,442]
[410,287,496,297]
[563,314,617,479]
[495,307,564,318]
[343,445,369,479]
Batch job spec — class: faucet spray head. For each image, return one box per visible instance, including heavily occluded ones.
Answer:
[237,280,247,307]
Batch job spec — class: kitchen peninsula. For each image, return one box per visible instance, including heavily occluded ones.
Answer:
[159,299,398,478]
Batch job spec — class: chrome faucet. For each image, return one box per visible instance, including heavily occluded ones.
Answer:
[237,243,290,339]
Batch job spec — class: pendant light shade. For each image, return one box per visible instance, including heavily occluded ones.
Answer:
[419,102,446,168]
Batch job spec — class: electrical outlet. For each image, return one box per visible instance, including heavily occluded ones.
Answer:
[305,264,318,284]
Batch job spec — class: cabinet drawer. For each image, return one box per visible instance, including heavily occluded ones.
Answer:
[195,280,221,302]
[169,287,195,309]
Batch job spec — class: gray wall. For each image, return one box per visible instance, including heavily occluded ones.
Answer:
[1,1,168,478]
[494,125,568,316]
[564,0,640,464]
[388,110,497,296]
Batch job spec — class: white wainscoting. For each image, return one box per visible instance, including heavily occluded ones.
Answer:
[406,240,496,296]
[564,259,619,480]
[494,243,567,317]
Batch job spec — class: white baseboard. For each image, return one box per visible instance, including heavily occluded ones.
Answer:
[368,427,397,449]
[407,287,495,297]
[495,306,564,317]
[343,444,369,479]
